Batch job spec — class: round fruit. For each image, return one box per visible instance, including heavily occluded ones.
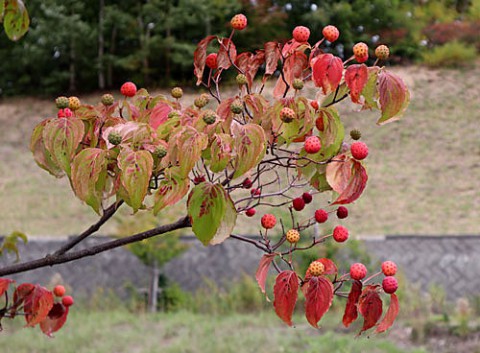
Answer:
[236,74,248,85]
[310,100,319,110]
[53,285,66,297]
[194,95,209,108]
[315,116,324,131]
[350,129,362,140]
[322,25,340,42]
[245,208,256,217]
[304,136,322,154]
[286,229,300,244]
[382,276,399,294]
[230,100,243,114]
[206,53,218,69]
[154,145,167,159]
[101,93,115,106]
[375,45,390,60]
[292,26,310,42]
[302,192,313,204]
[68,96,81,111]
[350,263,367,280]
[171,87,183,99]
[332,225,349,242]
[242,178,253,189]
[308,261,325,277]
[381,261,398,276]
[292,79,304,90]
[55,96,69,109]
[62,295,74,307]
[314,209,329,223]
[280,107,295,123]
[120,82,137,97]
[336,206,348,219]
[231,14,247,31]
[350,141,369,160]
[108,131,122,146]
[202,109,217,125]
[261,214,276,229]
[353,42,369,63]
[251,188,261,197]
[292,197,305,211]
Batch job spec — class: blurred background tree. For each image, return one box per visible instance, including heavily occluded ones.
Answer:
[0,0,478,96]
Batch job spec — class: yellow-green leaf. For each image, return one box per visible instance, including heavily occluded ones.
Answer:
[210,133,233,173]
[30,119,64,178]
[232,123,266,179]
[3,0,29,41]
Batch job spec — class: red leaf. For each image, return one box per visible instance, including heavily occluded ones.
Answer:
[358,286,383,334]
[312,54,343,95]
[376,293,399,333]
[342,280,363,327]
[255,254,276,299]
[235,52,253,73]
[326,154,368,205]
[40,303,70,337]
[377,70,410,125]
[217,38,237,70]
[273,52,308,99]
[264,42,280,76]
[273,270,299,326]
[149,102,172,130]
[0,278,14,297]
[305,258,337,282]
[11,283,35,318]
[193,35,216,86]
[305,277,334,328]
[246,50,265,87]
[345,64,368,104]
[24,285,54,327]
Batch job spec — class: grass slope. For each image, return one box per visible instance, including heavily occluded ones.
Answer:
[0,65,478,237]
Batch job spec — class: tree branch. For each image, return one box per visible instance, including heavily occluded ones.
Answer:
[53,200,124,256]
[0,215,190,277]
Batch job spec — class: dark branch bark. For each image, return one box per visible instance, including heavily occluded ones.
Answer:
[0,216,190,277]
[53,201,123,256]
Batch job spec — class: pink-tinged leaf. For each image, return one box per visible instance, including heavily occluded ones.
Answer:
[153,171,189,215]
[0,278,14,297]
[217,38,237,70]
[273,52,308,98]
[312,54,343,95]
[376,293,400,333]
[149,102,172,129]
[187,182,237,246]
[326,154,368,205]
[281,39,308,57]
[210,133,233,173]
[167,126,208,178]
[358,286,383,334]
[101,121,141,149]
[216,97,235,132]
[343,280,363,327]
[42,117,85,177]
[345,64,368,104]
[305,277,334,328]
[273,270,299,326]
[264,42,280,75]
[245,50,265,87]
[232,123,266,179]
[71,148,109,214]
[244,94,269,124]
[255,254,277,299]
[377,70,410,125]
[235,52,253,73]
[40,304,69,337]
[117,148,153,212]
[24,285,54,327]
[193,35,216,85]
[30,119,64,177]
[11,283,35,318]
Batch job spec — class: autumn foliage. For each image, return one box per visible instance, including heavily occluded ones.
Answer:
[1,14,409,336]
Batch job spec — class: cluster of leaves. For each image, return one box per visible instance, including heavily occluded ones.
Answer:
[23,15,410,336]
[0,279,70,337]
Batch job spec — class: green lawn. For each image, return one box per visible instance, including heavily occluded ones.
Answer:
[1,310,428,353]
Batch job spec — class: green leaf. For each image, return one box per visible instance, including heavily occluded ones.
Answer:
[0,0,5,21]
[168,126,208,178]
[210,133,233,173]
[187,183,237,246]
[118,148,154,212]
[71,148,109,214]
[153,169,190,215]
[361,67,380,110]
[42,118,85,177]
[30,119,64,178]
[377,70,410,125]
[0,230,28,261]
[232,123,266,179]
[317,107,345,161]
[3,0,29,41]
[309,172,332,192]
